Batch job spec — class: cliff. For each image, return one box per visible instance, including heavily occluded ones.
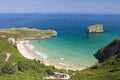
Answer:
[95,38,120,62]
[87,24,104,33]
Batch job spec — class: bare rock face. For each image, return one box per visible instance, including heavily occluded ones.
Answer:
[87,24,104,33]
[95,38,120,62]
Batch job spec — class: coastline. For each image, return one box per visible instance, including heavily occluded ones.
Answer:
[16,39,86,71]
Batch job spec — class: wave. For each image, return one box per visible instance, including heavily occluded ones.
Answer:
[60,57,64,60]
[35,51,48,60]
[26,43,35,50]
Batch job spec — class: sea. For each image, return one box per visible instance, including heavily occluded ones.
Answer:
[0,13,120,68]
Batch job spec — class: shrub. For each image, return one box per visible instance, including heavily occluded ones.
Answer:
[45,68,54,75]
[17,61,30,72]
[91,65,98,69]
[2,63,17,74]
[17,60,42,72]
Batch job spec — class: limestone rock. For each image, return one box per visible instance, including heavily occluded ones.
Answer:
[8,37,16,45]
[87,24,104,33]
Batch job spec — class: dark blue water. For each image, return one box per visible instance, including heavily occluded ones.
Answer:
[0,13,120,67]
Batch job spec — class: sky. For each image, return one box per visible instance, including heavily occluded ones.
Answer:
[0,0,120,14]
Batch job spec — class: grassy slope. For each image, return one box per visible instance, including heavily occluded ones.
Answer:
[0,28,120,80]
[0,28,67,80]
[71,50,120,80]
[0,38,26,63]
[0,38,68,80]
[71,55,120,80]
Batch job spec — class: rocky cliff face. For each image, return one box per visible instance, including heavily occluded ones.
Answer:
[87,24,104,33]
[95,38,120,62]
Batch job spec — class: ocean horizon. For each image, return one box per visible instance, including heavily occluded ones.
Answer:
[0,13,120,68]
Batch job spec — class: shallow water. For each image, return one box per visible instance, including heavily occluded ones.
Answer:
[0,13,120,67]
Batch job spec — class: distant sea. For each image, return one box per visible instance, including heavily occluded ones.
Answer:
[0,13,120,68]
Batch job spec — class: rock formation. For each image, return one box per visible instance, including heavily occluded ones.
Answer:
[87,24,104,33]
[95,38,120,62]
[8,37,16,45]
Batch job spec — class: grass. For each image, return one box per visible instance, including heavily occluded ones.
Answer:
[70,51,120,80]
[0,38,26,63]
[0,38,68,80]
[0,28,120,80]
[0,29,68,80]
[0,28,57,39]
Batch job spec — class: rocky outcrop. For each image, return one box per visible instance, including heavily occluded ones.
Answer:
[8,37,16,45]
[87,24,104,33]
[50,30,57,37]
[95,38,120,62]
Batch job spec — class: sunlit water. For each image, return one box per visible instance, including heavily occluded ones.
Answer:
[0,13,120,67]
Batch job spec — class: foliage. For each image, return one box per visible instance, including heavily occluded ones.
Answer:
[70,54,120,80]
[0,31,66,80]
[0,28,120,80]
[45,68,54,75]
[0,28,56,39]
[0,38,26,63]
[17,60,44,73]
[2,63,17,74]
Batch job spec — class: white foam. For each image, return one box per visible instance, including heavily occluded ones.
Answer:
[35,51,48,60]
[60,57,64,60]
[26,44,35,50]
[59,63,67,66]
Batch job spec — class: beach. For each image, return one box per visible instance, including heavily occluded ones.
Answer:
[16,40,86,71]
[1,14,120,69]
[13,14,120,71]
[17,40,34,59]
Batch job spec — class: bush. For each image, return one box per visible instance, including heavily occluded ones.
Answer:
[91,65,98,69]
[2,63,17,74]
[17,61,30,72]
[17,60,42,72]
[45,68,54,75]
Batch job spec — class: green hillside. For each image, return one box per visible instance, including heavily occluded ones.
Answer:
[0,28,120,80]
[0,28,67,80]
[0,28,57,39]
[71,39,120,80]
[71,54,120,80]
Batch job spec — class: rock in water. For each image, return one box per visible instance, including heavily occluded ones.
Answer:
[95,38,120,62]
[87,24,104,33]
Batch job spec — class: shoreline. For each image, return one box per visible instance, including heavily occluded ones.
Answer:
[16,40,86,71]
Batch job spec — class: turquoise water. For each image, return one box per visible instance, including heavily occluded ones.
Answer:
[31,32,120,67]
[0,14,120,67]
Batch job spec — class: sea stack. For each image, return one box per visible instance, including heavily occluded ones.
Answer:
[87,24,104,33]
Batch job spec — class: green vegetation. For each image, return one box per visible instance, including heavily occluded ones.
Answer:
[0,28,57,39]
[0,29,68,80]
[45,68,55,75]
[0,28,120,80]
[1,63,17,74]
[71,48,120,80]
[0,38,26,63]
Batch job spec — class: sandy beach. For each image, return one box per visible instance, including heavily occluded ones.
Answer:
[16,40,86,71]
[17,40,34,59]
